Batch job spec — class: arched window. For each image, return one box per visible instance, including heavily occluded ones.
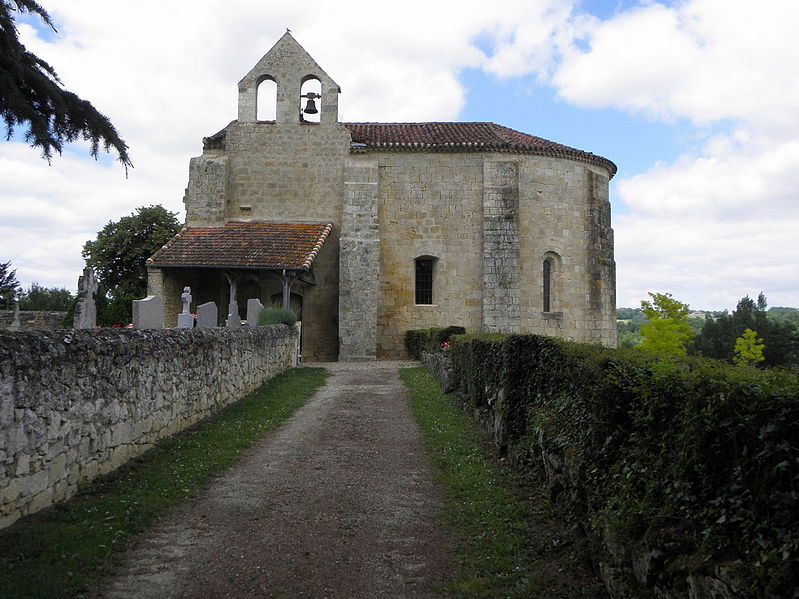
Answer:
[542,252,561,313]
[299,76,321,123]
[256,77,277,121]
[543,259,552,312]
[415,256,436,305]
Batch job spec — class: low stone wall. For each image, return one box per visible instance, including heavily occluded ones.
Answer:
[0,325,298,529]
[0,310,67,331]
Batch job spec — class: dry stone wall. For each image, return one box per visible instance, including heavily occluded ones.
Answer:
[0,325,297,529]
[0,311,66,331]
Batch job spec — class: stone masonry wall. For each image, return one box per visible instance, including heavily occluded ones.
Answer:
[339,159,380,360]
[482,161,521,333]
[184,152,229,227]
[373,151,617,357]
[0,311,67,331]
[0,325,297,529]
[373,152,486,357]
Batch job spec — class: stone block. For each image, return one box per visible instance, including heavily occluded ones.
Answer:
[247,298,264,327]
[196,301,218,328]
[133,296,164,329]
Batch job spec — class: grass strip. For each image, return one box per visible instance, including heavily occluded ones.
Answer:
[0,366,329,599]
[400,367,538,598]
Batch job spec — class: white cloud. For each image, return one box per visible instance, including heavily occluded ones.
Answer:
[534,0,799,309]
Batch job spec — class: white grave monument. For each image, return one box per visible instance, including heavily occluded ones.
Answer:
[132,296,164,329]
[247,298,264,327]
[196,301,218,328]
[177,287,194,328]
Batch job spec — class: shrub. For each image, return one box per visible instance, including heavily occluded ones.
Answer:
[257,307,297,327]
[445,334,799,596]
[405,326,466,359]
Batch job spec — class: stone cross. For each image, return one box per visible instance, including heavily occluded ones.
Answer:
[177,286,194,329]
[224,272,241,328]
[73,267,98,329]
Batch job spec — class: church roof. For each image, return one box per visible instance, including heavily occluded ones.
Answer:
[203,121,616,177]
[345,122,616,176]
[147,221,333,271]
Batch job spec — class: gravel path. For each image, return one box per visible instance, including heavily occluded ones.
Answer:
[86,361,455,599]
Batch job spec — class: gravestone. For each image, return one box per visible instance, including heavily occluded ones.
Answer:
[226,300,240,328]
[8,304,21,332]
[247,298,264,327]
[74,267,97,329]
[177,287,194,329]
[196,301,218,328]
[132,296,164,329]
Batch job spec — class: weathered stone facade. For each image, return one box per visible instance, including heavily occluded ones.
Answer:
[148,32,617,360]
[0,326,297,528]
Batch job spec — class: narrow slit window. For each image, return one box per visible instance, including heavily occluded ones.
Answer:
[543,259,552,313]
[415,258,434,304]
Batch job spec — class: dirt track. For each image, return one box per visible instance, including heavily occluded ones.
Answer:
[86,361,455,599]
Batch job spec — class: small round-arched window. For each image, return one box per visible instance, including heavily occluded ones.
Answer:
[256,77,277,121]
[542,251,561,313]
[415,256,437,305]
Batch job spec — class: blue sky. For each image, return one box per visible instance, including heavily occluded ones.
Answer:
[2,0,798,311]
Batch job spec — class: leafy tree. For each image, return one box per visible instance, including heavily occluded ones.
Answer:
[83,205,180,299]
[17,282,73,310]
[0,260,20,308]
[637,292,693,356]
[1,1,131,168]
[767,306,799,329]
[693,293,799,367]
[733,328,765,367]
[82,205,181,323]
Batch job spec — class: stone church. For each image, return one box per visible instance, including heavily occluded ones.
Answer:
[147,32,617,361]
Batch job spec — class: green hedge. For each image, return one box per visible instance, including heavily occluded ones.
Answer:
[447,334,799,597]
[405,326,465,359]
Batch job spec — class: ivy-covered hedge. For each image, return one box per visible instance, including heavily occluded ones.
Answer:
[405,326,465,360]
[446,334,798,598]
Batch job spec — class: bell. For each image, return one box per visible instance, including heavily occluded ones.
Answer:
[303,97,318,114]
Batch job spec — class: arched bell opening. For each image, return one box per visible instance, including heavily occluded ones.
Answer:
[299,76,321,123]
[256,76,277,121]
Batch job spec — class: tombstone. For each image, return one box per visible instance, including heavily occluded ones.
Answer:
[8,304,21,332]
[247,298,264,328]
[132,295,164,329]
[177,286,194,329]
[196,301,218,328]
[226,300,241,328]
[73,267,97,329]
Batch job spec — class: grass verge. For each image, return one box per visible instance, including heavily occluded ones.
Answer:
[0,367,328,599]
[400,367,538,598]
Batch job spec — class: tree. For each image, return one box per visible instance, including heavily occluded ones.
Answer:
[1,1,131,168]
[0,260,20,308]
[82,205,181,301]
[693,293,799,367]
[17,282,73,310]
[733,328,765,367]
[637,292,693,356]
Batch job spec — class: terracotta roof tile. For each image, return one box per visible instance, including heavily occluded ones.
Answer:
[345,122,616,177]
[147,221,333,270]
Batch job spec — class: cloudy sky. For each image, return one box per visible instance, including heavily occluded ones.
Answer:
[2,0,797,310]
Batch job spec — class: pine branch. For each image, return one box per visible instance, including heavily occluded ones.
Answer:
[0,1,132,171]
